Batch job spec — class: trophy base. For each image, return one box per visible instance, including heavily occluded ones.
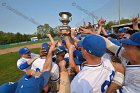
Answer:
[59,25,71,31]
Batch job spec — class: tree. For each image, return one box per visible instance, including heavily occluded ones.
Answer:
[37,25,45,38]
[37,24,54,38]
[105,21,115,30]
[120,18,131,24]
[53,26,60,36]
[0,31,32,45]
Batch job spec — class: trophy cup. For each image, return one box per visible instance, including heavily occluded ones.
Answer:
[59,12,72,34]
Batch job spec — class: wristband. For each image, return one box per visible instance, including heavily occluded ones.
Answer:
[112,72,124,86]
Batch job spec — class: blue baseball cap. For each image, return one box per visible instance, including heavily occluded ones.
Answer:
[120,32,140,46]
[77,41,83,47]
[75,35,82,40]
[106,31,112,35]
[42,42,50,53]
[108,38,121,46]
[118,28,127,33]
[79,34,106,57]
[15,71,50,93]
[62,40,66,45]
[74,50,86,65]
[0,82,18,93]
[56,46,67,55]
[19,47,30,55]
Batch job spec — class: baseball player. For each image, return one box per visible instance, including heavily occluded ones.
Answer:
[105,32,140,93]
[17,47,39,72]
[70,34,115,93]
[31,42,60,92]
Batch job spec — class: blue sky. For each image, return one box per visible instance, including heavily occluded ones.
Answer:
[0,0,140,34]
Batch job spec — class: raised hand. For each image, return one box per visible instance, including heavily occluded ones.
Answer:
[98,18,106,27]
[132,16,139,24]
[60,30,70,36]
[80,27,94,34]
[46,33,51,37]
[69,45,76,53]
[71,28,76,38]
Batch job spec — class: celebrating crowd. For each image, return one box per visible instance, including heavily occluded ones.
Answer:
[0,17,140,93]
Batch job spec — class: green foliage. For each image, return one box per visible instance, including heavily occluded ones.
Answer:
[0,48,40,85]
[37,24,60,38]
[0,31,32,45]
[104,21,115,30]
[105,18,132,30]
[37,24,54,38]
[120,18,131,24]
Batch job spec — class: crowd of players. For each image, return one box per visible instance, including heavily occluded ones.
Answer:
[0,17,140,93]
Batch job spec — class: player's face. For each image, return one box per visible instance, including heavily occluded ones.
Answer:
[118,32,125,39]
[40,49,48,57]
[22,52,31,58]
[122,44,139,64]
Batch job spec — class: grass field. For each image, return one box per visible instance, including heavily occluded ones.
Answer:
[0,48,40,85]
[0,38,60,50]
[0,40,47,50]
[0,38,59,50]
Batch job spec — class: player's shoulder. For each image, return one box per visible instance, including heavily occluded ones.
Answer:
[32,57,44,65]
[31,53,39,58]
[17,58,26,64]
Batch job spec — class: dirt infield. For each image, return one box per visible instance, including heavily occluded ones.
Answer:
[0,43,42,55]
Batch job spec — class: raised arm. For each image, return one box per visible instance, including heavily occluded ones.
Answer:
[107,62,125,93]
[42,41,57,72]
[69,45,80,73]
[58,60,70,93]
[47,34,55,45]
[80,27,119,53]
[132,17,139,31]
[64,35,73,50]
[98,18,107,36]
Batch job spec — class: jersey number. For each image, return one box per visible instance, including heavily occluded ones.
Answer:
[101,71,115,93]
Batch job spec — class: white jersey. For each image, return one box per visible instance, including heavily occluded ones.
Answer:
[102,53,112,61]
[78,53,112,71]
[31,58,59,81]
[116,47,140,93]
[17,53,39,72]
[71,58,115,93]
[115,46,129,67]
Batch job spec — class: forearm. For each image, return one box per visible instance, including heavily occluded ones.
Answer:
[96,26,102,35]
[101,27,107,36]
[64,36,73,49]
[27,57,37,65]
[58,70,70,93]
[48,34,55,44]
[69,51,80,73]
[102,37,119,53]
[106,82,121,93]
[133,24,139,30]
[107,63,125,93]
[42,50,53,72]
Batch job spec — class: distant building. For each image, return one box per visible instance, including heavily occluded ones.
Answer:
[111,21,140,33]
[31,37,38,42]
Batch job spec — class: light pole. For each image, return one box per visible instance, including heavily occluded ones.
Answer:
[118,0,121,25]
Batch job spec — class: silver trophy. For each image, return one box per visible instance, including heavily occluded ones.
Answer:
[59,12,72,32]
